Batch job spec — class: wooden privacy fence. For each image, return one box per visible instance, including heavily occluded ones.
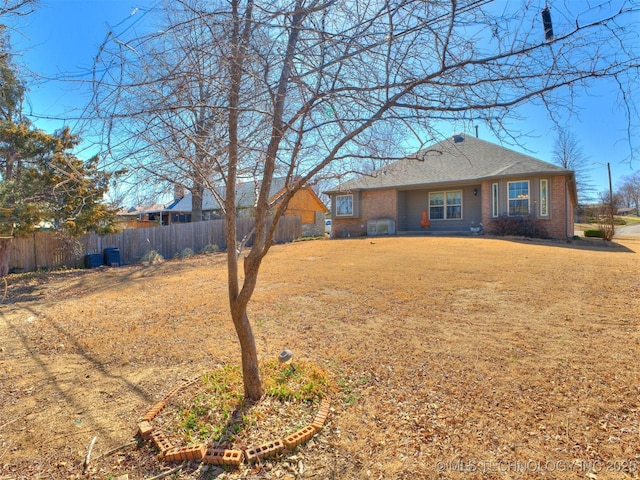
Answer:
[9,215,302,273]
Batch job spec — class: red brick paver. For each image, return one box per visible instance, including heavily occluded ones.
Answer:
[202,448,244,466]
[164,444,207,462]
[137,420,153,440]
[283,425,316,450]
[150,430,173,454]
[244,439,285,463]
[142,401,166,422]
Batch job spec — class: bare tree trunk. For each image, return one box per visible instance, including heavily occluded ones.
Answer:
[225,228,264,399]
[192,114,208,223]
[191,180,204,222]
[226,0,263,401]
[224,205,263,399]
[229,298,262,399]
[0,237,12,277]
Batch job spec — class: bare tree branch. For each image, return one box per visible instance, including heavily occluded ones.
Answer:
[89,0,640,398]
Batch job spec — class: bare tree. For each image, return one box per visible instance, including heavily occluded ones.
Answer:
[92,0,640,399]
[0,0,35,19]
[93,4,229,220]
[618,171,640,215]
[552,129,595,203]
[597,186,621,241]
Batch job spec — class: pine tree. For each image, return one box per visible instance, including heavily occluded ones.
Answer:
[0,36,120,276]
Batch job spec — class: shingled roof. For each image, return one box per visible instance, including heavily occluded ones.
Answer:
[327,134,572,192]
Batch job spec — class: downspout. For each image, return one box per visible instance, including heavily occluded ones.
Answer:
[566,176,577,238]
[566,182,570,238]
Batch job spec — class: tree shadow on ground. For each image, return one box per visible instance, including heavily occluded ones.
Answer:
[0,306,156,463]
[0,259,200,305]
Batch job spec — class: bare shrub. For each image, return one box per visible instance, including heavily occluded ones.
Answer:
[201,244,220,254]
[140,250,164,265]
[596,206,616,241]
[488,215,549,239]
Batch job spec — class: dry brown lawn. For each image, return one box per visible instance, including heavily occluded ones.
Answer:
[1,235,639,479]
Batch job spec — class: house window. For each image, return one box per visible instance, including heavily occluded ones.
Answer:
[429,191,462,220]
[446,191,462,218]
[492,183,499,218]
[508,181,529,216]
[336,194,353,216]
[540,179,549,217]
[429,192,444,219]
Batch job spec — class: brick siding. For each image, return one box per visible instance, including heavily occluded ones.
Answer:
[546,176,573,239]
[480,180,492,226]
[332,189,397,238]
[332,176,574,240]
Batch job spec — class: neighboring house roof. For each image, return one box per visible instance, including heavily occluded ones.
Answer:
[326,134,572,193]
[117,177,328,219]
[116,204,168,216]
[617,207,637,215]
[168,177,293,212]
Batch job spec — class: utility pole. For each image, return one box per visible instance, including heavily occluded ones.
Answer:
[592,161,615,240]
[607,162,613,211]
[607,162,614,236]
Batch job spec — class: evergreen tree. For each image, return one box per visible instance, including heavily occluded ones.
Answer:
[0,35,120,276]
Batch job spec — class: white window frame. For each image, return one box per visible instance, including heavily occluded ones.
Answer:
[429,190,463,220]
[492,183,499,218]
[335,194,354,217]
[507,180,530,216]
[539,179,549,217]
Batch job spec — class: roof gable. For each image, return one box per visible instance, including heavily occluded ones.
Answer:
[329,134,572,192]
[116,204,167,216]
[274,186,329,214]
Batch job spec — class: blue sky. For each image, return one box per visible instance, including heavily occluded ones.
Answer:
[5,0,638,202]
[8,0,157,134]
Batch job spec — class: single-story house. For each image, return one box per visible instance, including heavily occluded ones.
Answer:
[617,207,637,216]
[116,204,172,228]
[325,134,577,240]
[164,177,329,236]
